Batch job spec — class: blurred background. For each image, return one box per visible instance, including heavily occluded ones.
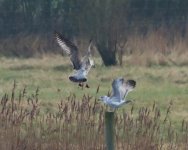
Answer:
[0,0,188,66]
[0,2,188,148]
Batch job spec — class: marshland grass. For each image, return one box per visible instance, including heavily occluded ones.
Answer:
[0,81,187,150]
[0,55,187,122]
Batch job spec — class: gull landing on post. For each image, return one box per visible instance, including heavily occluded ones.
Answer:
[54,31,95,88]
[99,77,136,110]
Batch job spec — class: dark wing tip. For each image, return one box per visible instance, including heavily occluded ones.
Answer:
[54,31,63,40]
[54,31,64,42]
[54,31,78,51]
[127,80,136,88]
[69,76,87,83]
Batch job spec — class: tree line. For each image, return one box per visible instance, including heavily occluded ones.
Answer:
[0,0,188,65]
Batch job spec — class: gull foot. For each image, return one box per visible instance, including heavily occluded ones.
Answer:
[78,83,84,90]
[78,83,83,87]
[85,84,90,88]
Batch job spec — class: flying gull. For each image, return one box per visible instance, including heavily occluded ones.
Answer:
[99,77,136,109]
[54,31,94,88]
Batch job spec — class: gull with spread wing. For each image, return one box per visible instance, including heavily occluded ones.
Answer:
[54,31,95,88]
[99,77,136,109]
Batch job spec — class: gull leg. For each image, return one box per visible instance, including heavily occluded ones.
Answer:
[85,83,90,88]
[78,83,82,87]
[78,82,84,90]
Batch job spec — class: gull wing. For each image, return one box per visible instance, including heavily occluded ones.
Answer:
[120,80,136,99]
[80,40,95,74]
[81,40,94,65]
[81,58,92,75]
[111,78,124,102]
[54,32,82,70]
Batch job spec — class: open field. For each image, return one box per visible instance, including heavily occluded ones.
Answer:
[0,55,187,119]
[0,55,187,149]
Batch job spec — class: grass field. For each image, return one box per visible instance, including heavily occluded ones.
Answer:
[0,54,187,149]
[0,55,187,122]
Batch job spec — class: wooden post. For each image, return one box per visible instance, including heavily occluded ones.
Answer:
[105,111,115,150]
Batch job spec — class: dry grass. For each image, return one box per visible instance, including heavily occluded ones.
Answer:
[0,83,187,150]
[120,28,188,67]
[1,27,188,62]
[124,52,188,67]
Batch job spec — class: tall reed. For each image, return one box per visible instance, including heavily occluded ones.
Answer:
[0,83,187,150]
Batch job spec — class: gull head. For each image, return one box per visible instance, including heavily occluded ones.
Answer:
[99,96,109,103]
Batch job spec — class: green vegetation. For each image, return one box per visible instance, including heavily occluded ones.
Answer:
[1,0,188,37]
[0,55,187,123]
[1,0,188,66]
[0,55,187,149]
[0,78,187,149]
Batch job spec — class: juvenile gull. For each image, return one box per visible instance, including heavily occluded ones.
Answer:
[54,31,94,88]
[99,77,136,109]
